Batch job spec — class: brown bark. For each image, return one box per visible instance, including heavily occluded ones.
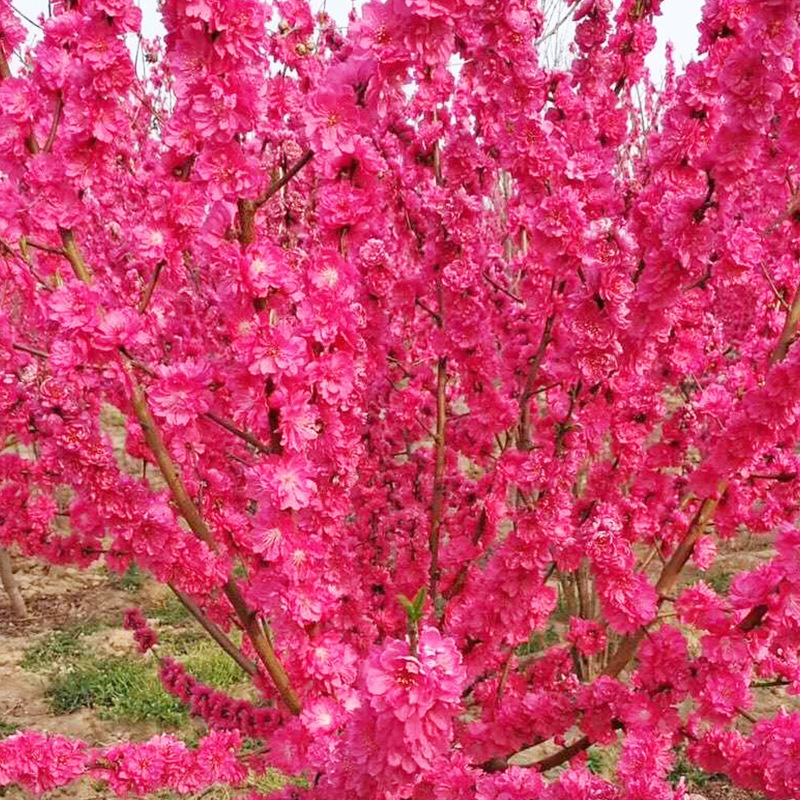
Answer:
[0,547,26,618]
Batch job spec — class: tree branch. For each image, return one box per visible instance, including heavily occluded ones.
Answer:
[137,259,165,313]
[253,149,314,209]
[122,357,301,714]
[59,228,92,283]
[0,546,26,618]
[518,314,555,450]
[429,356,448,619]
[59,228,301,714]
[169,584,256,676]
[44,91,63,154]
[770,282,800,365]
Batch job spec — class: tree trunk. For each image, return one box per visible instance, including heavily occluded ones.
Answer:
[0,546,26,618]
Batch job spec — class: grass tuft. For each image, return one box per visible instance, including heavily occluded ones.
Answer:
[107,564,146,593]
[668,750,727,787]
[182,640,245,690]
[21,621,101,670]
[46,656,187,727]
[515,624,560,657]
[150,596,191,626]
[0,722,19,738]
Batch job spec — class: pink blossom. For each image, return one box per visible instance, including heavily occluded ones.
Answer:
[277,389,319,451]
[248,322,307,377]
[249,456,317,511]
[304,87,361,154]
[4,0,800,795]
[567,617,607,656]
[149,359,213,426]
[476,767,544,800]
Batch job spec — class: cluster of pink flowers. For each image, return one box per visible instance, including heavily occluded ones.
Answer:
[122,607,159,653]
[159,657,280,739]
[2,0,800,797]
[321,627,466,798]
[0,730,245,796]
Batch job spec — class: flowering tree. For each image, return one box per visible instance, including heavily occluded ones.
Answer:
[2,0,800,796]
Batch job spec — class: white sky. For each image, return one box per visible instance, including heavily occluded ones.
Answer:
[19,0,702,83]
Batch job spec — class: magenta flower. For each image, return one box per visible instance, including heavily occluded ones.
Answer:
[567,617,607,657]
[149,359,213,427]
[249,455,317,511]
[363,627,465,767]
[304,87,360,155]
[248,322,307,377]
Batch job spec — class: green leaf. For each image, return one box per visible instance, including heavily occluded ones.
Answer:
[412,586,428,616]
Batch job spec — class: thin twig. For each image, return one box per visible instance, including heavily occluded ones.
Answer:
[43,92,63,153]
[12,4,44,30]
[518,314,555,450]
[751,679,789,689]
[0,238,52,290]
[203,412,273,455]
[495,650,514,702]
[749,471,796,482]
[536,3,574,44]
[416,298,442,326]
[758,262,790,310]
[254,150,314,209]
[137,259,165,313]
[483,271,523,303]
[12,342,49,359]
[736,707,758,725]
[636,542,662,573]
[169,585,256,676]
[429,356,448,620]
[25,237,65,256]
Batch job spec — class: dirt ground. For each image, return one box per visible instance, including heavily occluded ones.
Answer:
[0,561,166,798]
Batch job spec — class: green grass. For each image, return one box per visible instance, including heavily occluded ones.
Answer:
[106,564,146,593]
[47,656,188,727]
[516,624,560,657]
[587,747,606,775]
[668,751,726,787]
[150,595,191,626]
[706,569,733,594]
[16,615,295,798]
[23,607,250,730]
[181,640,244,690]
[21,620,102,669]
